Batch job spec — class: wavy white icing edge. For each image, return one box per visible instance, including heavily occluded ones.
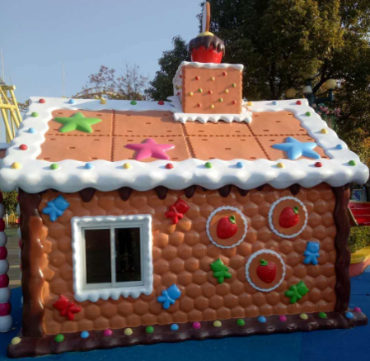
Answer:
[0,97,368,193]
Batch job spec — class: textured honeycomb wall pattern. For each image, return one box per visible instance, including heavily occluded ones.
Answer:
[38,184,337,335]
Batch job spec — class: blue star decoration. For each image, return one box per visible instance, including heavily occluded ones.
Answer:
[42,195,70,222]
[157,284,182,309]
[272,136,320,160]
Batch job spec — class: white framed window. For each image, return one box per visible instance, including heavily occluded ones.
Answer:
[71,215,153,302]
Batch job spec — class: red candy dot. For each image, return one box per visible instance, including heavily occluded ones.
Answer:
[195,76,200,80]
[208,90,213,94]
[354,307,362,312]
[232,100,237,105]
[296,100,302,105]
[39,99,46,104]
[197,103,201,107]
[0,247,8,260]
[103,329,113,337]
[158,100,164,105]
[223,72,227,76]
[0,302,11,316]
[165,163,174,169]
[0,274,9,288]
[19,144,28,151]
[315,162,322,168]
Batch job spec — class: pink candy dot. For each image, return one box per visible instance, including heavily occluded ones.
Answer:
[354,307,362,313]
[0,302,11,316]
[279,315,287,322]
[103,329,112,337]
[192,322,201,329]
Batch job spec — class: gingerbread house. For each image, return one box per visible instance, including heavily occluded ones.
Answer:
[1,3,369,358]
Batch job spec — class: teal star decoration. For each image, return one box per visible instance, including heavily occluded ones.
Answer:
[54,112,102,133]
[285,280,309,304]
[272,136,320,160]
[211,259,232,284]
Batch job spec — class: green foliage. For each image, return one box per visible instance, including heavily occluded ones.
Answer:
[145,36,189,101]
[348,226,370,253]
[2,191,18,214]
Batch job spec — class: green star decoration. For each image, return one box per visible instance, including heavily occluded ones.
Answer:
[211,259,232,284]
[54,112,102,133]
[285,280,309,304]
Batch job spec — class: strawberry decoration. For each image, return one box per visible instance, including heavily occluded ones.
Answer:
[53,295,81,321]
[256,259,277,284]
[279,206,299,228]
[217,215,238,239]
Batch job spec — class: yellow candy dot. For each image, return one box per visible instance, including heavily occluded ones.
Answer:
[277,162,284,168]
[247,101,253,106]
[210,104,215,109]
[124,328,133,336]
[211,77,215,81]
[225,89,229,94]
[213,320,222,327]
[123,163,132,169]
[11,337,21,345]
[189,92,194,96]
[300,313,308,320]
[320,128,328,134]
[11,162,21,169]
[100,99,106,104]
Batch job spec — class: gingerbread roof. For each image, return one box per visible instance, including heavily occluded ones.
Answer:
[0,96,368,193]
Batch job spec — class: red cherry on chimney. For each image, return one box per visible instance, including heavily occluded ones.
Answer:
[19,144,28,151]
[315,162,322,168]
[158,100,164,105]
[165,163,174,169]
[39,98,46,104]
[296,100,302,105]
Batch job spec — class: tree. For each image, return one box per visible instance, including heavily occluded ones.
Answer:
[145,36,189,101]
[2,191,18,214]
[84,63,149,100]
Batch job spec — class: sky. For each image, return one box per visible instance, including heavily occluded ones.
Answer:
[0,0,201,103]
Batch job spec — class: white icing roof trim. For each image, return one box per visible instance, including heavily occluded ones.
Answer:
[0,97,368,193]
[169,96,252,124]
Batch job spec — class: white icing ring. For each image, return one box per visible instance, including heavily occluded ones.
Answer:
[245,249,286,292]
[206,206,248,249]
[268,196,308,239]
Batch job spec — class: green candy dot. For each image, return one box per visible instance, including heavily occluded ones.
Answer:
[198,88,202,93]
[237,319,245,326]
[232,83,237,88]
[318,312,327,319]
[146,326,154,334]
[55,334,65,343]
[130,100,137,105]
[348,160,356,166]
[218,98,223,102]
[305,112,311,116]
[31,112,39,117]
[205,162,212,169]
[50,163,59,170]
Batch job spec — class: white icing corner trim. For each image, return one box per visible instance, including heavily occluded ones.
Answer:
[169,96,252,124]
[0,97,368,193]
[245,250,286,292]
[268,196,308,239]
[71,214,153,302]
[206,206,248,249]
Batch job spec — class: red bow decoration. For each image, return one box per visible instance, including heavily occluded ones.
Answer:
[53,295,81,321]
[165,199,190,224]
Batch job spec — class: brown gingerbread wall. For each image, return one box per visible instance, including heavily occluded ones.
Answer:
[24,184,338,335]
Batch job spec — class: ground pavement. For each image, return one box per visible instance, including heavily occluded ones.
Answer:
[1,268,369,361]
